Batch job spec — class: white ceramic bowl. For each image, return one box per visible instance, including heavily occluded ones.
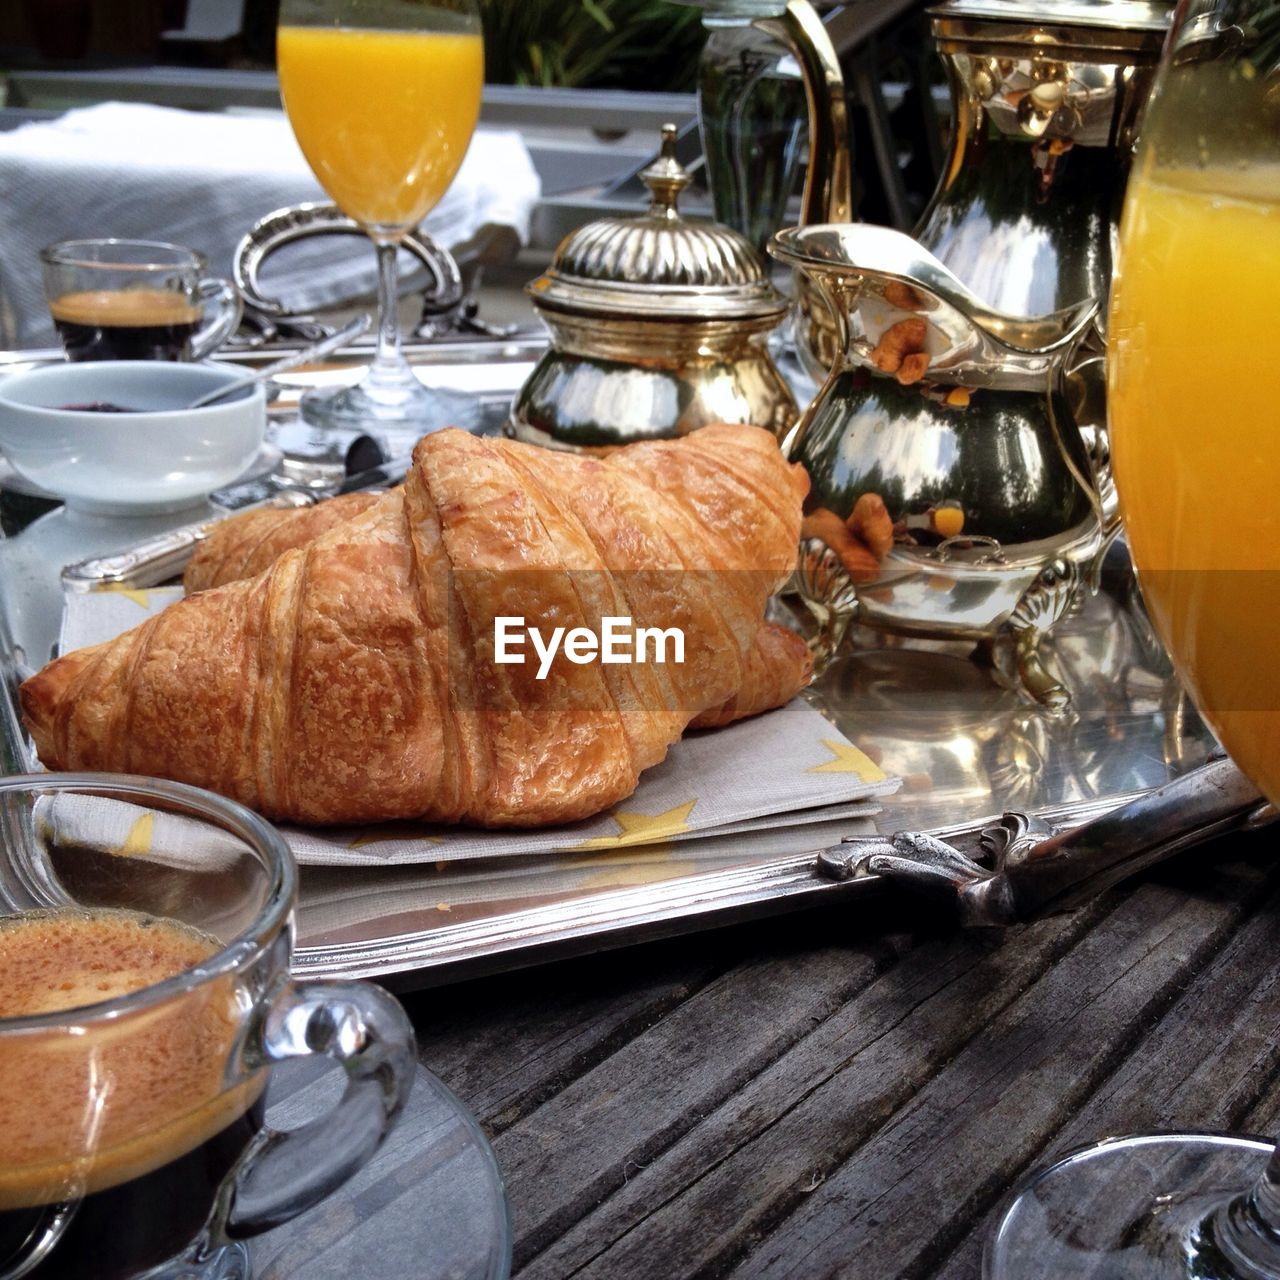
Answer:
[0,361,266,514]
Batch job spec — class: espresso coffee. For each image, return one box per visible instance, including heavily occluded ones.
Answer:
[49,288,202,362]
[0,909,265,1280]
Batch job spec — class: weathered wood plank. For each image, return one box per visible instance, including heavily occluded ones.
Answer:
[1241,1076,1280,1133]
[490,909,919,1270]
[406,943,726,1133]
[516,893,1114,1279]
[929,1228,984,1280]
[729,858,1278,1279]
[930,860,1280,1280]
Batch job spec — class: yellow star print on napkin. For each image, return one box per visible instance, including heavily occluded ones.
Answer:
[348,822,445,849]
[118,812,154,856]
[110,588,152,609]
[572,799,698,851]
[807,739,885,783]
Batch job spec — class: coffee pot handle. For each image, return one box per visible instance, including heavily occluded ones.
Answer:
[752,0,853,228]
[224,977,416,1236]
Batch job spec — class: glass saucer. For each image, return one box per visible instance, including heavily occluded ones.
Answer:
[297,381,481,460]
[247,1056,511,1280]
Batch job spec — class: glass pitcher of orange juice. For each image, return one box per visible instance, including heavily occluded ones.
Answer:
[987,2,1280,1275]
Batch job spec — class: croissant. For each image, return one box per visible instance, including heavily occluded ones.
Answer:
[22,425,810,827]
[184,484,810,733]
[184,490,383,593]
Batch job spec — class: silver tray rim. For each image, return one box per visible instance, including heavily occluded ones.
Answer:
[0,615,1143,987]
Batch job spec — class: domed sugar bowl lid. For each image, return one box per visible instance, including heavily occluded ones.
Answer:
[527,125,788,325]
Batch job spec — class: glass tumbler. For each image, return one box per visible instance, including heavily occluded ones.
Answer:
[40,239,242,362]
[0,772,415,1280]
[986,0,1280,1275]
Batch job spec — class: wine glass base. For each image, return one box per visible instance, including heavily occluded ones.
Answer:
[985,1133,1280,1280]
[299,379,480,460]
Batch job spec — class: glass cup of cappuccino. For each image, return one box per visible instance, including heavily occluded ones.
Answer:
[40,239,242,362]
[0,772,416,1280]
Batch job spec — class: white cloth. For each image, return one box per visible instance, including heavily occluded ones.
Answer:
[0,101,541,349]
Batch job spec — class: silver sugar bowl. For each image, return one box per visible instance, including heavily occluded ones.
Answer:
[508,125,797,451]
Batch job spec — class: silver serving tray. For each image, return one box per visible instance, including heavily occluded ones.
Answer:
[0,344,1218,988]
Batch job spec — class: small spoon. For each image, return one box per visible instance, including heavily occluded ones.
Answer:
[189,313,373,409]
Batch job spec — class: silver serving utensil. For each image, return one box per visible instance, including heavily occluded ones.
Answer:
[188,313,372,409]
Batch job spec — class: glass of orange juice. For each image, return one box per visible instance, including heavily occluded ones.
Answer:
[277,0,483,448]
[985,2,1280,1276]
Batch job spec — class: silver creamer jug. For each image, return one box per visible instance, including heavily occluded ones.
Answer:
[768,0,1174,708]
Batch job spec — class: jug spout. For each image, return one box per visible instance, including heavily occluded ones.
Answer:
[770,223,1098,392]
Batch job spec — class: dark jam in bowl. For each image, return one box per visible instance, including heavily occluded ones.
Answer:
[58,402,139,413]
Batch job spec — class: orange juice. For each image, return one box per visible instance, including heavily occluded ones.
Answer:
[278,24,483,233]
[1109,158,1280,799]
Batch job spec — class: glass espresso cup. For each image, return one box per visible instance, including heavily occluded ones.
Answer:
[40,239,243,362]
[0,772,415,1280]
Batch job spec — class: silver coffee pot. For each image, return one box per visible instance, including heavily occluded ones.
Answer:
[759,0,1174,708]
[780,0,1174,380]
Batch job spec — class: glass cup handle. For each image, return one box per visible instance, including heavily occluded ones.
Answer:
[190,277,243,361]
[224,978,416,1237]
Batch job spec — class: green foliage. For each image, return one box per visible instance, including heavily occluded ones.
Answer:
[478,0,705,90]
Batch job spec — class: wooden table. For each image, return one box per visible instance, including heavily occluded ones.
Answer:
[400,824,1280,1278]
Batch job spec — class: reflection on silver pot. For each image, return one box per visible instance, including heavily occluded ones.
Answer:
[753,0,1173,712]
[509,126,797,452]
[783,0,1173,382]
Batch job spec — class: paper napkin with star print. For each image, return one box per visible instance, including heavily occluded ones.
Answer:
[293,809,883,940]
[60,587,899,868]
[281,699,896,867]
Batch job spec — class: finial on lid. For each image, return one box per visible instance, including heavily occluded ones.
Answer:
[639,123,692,219]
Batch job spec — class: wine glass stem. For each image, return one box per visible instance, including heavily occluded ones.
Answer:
[373,238,407,377]
[1207,1142,1280,1275]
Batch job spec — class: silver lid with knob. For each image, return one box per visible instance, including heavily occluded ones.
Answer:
[526,124,788,324]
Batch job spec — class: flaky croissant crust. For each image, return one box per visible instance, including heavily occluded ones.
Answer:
[22,425,809,827]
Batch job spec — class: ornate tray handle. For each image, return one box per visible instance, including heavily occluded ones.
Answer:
[819,754,1273,925]
[234,202,465,320]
